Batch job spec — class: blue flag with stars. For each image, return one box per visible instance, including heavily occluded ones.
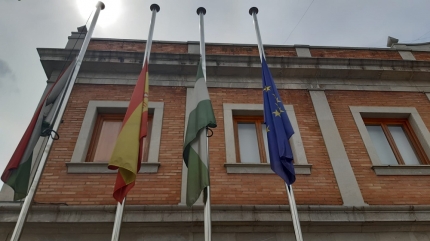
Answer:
[261,57,296,185]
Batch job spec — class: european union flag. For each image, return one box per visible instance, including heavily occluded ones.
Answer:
[261,57,296,185]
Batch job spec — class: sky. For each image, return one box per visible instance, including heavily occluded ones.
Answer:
[1,0,430,188]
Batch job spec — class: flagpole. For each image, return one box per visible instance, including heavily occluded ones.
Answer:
[143,4,160,66]
[196,7,212,241]
[249,7,303,241]
[9,2,105,241]
[109,4,160,241]
[249,7,265,61]
[111,197,125,241]
[286,184,303,240]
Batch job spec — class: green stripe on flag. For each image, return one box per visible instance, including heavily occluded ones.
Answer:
[5,156,32,200]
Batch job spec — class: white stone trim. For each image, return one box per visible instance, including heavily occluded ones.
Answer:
[67,100,164,173]
[372,165,430,175]
[66,162,160,174]
[310,91,367,206]
[224,163,312,174]
[295,47,312,57]
[222,103,310,173]
[350,106,430,175]
[0,184,14,201]
[398,51,416,61]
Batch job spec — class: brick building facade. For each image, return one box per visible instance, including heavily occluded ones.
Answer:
[1,29,430,240]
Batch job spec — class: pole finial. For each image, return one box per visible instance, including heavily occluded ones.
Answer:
[197,7,206,15]
[150,4,160,12]
[249,7,258,15]
[96,1,105,10]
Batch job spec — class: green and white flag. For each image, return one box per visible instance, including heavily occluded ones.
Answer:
[183,59,217,207]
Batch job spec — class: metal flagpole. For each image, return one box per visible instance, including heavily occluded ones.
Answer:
[110,197,126,241]
[249,7,303,241]
[197,7,212,241]
[143,4,160,67]
[286,184,303,240]
[198,7,207,80]
[110,4,160,241]
[9,2,105,241]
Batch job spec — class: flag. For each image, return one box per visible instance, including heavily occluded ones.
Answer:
[183,60,217,207]
[1,59,76,200]
[108,61,149,203]
[261,57,296,185]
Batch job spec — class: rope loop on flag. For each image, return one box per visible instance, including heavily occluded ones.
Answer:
[41,129,60,140]
[206,127,213,137]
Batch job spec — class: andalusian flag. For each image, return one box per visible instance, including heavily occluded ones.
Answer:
[108,61,149,203]
[1,59,76,200]
[183,60,216,207]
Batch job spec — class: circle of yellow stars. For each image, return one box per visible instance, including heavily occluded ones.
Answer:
[263,85,287,132]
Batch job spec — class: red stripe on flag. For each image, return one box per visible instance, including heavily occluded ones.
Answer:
[121,62,148,127]
[113,172,135,203]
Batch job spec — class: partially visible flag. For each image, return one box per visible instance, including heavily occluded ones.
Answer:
[261,57,296,185]
[1,58,76,200]
[183,60,217,207]
[108,61,149,203]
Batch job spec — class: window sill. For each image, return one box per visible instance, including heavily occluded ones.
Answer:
[372,165,430,175]
[66,162,160,174]
[224,163,312,175]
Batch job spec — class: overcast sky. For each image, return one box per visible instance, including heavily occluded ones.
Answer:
[1,0,430,188]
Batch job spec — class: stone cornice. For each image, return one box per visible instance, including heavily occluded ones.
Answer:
[38,49,430,81]
[1,204,430,228]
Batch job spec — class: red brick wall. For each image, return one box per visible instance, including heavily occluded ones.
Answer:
[209,88,341,205]
[412,52,430,61]
[310,49,402,60]
[35,85,186,205]
[326,90,430,205]
[265,47,297,57]
[88,40,296,57]
[89,40,430,61]
[35,85,341,205]
[87,41,188,54]
[206,45,297,57]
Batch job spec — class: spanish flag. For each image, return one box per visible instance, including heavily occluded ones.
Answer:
[108,61,149,203]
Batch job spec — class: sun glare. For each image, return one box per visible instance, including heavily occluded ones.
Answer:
[77,0,122,28]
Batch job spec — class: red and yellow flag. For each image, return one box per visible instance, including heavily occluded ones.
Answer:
[108,61,149,203]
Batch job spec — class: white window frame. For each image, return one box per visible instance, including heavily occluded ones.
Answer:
[66,100,163,173]
[223,103,311,174]
[350,106,430,175]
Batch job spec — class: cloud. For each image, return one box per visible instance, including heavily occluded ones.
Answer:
[0,59,13,77]
[0,59,19,93]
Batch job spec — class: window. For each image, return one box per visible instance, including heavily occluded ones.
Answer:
[221,103,311,174]
[86,113,153,163]
[234,116,270,164]
[67,100,163,174]
[364,118,429,165]
[350,106,430,175]
[180,102,312,206]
